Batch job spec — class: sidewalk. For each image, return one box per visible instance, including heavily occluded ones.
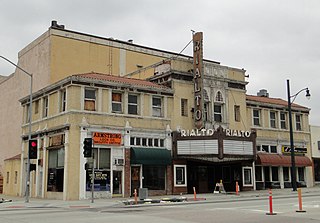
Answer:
[1,186,320,209]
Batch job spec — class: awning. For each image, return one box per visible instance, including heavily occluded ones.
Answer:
[256,153,312,167]
[130,147,172,165]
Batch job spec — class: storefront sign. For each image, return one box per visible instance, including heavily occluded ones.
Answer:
[180,128,251,138]
[93,132,121,145]
[282,146,307,154]
[193,32,204,129]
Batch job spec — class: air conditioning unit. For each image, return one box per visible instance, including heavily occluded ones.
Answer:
[114,158,124,166]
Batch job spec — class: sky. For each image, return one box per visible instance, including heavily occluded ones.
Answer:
[1,0,319,124]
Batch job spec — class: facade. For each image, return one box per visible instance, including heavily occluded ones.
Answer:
[19,73,174,200]
[0,21,194,177]
[247,91,313,189]
[310,125,320,184]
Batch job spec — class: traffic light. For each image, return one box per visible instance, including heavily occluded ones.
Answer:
[83,138,92,157]
[28,139,38,159]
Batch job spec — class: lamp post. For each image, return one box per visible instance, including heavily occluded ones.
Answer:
[287,79,310,191]
[0,56,33,202]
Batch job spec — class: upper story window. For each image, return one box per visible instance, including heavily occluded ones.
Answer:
[84,88,96,111]
[215,91,223,102]
[280,112,287,129]
[234,105,240,122]
[128,94,138,115]
[253,109,261,126]
[214,104,222,122]
[295,114,302,131]
[43,96,49,118]
[60,89,66,112]
[112,92,123,113]
[270,111,277,128]
[181,99,188,117]
[152,96,162,117]
[35,100,39,114]
[26,104,30,123]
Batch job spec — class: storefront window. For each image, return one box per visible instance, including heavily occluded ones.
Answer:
[298,167,305,181]
[86,148,111,191]
[47,148,65,192]
[271,167,279,181]
[255,166,262,181]
[283,167,290,181]
[142,165,165,190]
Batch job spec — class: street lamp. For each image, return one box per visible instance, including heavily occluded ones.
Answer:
[0,55,33,202]
[287,79,311,191]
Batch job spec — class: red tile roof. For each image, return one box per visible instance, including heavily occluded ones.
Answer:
[74,72,170,90]
[246,95,309,110]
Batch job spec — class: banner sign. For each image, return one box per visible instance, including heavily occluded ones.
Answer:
[93,132,121,145]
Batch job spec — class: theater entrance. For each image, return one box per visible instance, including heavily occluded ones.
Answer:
[187,162,242,193]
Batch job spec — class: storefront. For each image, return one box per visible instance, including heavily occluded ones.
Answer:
[172,126,256,194]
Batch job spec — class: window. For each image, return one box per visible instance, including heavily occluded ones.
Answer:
[214,104,222,122]
[280,112,287,129]
[215,91,223,102]
[234,105,240,122]
[86,148,111,192]
[174,165,187,187]
[242,167,253,186]
[296,114,302,131]
[271,167,279,181]
[26,104,30,123]
[255,166,262,181]
[154,139,159,147]
[143,165,165,190]
[270,111,276,128]
[142,138,147,146]
[111,92,122,113]
[204,102,209,121]
[6,172,9,184]
[84,88,96,111]
[152,96,162,117]
[47,148,65,192]
[181,99,188,117]
[35,100,39,114]
[262,145,269,153]
[270,146,277,153]
[253,109,260,126]
[283,167,290,181]
[148,138,153,147]
[14,171,18,184]
[128,94,138,115]
[60,89,66,112]
[43,96,49,118]
[298,167,305,181]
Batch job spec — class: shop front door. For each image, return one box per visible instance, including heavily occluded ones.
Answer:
[131,166,140,196]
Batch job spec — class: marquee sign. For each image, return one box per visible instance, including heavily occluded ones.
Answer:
[180,128,251,138]
[193,32,204,129]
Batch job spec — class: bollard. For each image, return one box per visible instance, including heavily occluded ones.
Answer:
[266,189,276,215]
[235,181,239,195]
[296,188,306,213]
[134,189,138,205]
[193,187,197,201]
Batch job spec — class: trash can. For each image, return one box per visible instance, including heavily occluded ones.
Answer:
[139,188,148,200]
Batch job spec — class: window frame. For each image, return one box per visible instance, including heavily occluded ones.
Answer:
[234,105,240,122]
[295,114,302,131]
[84,88,96,111]
[60,89,66,112]
[111,92,123,113]
[174,165,187,187]
[280,112,287,129]
[253,109,260,126]
[128,94,138,115]
[43,96,49,118]
[152,96,163,117]
[242,167,253,186]
[214,104,222,122]
[270,111,277,128]
[181,98,188,117]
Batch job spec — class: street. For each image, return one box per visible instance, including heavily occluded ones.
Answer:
[1,195,320,223]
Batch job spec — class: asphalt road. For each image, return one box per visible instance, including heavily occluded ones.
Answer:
[1,195,320,223]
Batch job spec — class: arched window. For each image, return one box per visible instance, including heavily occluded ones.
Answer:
[215,91,223,102]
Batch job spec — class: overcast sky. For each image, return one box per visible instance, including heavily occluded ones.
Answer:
[1,0,319,124]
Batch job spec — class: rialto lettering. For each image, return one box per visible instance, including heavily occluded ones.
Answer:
[180,128,251,138]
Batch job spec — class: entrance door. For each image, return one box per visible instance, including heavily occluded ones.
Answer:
[131,166,140,195]
[112,171,122,195]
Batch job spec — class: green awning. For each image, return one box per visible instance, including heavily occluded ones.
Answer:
[130,148,172,165]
